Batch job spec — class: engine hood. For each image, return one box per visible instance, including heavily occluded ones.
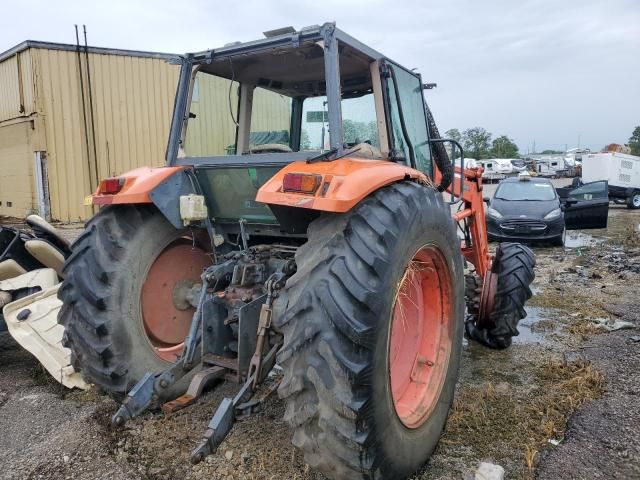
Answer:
[490,198,559,218]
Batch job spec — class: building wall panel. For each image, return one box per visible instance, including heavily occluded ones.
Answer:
[0,121,37,218]
[0,56,21,122]
[33,49,179,221]
[184,75,291,156]
[0,50,36,122]
[2,44,292,222]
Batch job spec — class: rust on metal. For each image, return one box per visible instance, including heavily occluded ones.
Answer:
[161,366,226,414]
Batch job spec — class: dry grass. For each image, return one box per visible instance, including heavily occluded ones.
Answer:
[394,260,429,331]
[527,287,609,319]
[620,225,640,248]
[564,319,602,336]
[436,358,603,479]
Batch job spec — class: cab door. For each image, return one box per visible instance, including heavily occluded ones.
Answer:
[380,60,432,176]
[561,180,609,229]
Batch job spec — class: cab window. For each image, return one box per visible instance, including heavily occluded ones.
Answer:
[250,87,293,151]
[386,64,431,174]
[301,93,379,151]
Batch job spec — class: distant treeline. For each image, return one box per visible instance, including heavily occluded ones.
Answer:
[444,128,519,159]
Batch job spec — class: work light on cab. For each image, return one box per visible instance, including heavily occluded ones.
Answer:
[282,173,322,194]
[98,177,125,194]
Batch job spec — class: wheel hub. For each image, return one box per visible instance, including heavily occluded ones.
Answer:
[389,246,453,429]
[140,238,210,361]
[477,267,498,327]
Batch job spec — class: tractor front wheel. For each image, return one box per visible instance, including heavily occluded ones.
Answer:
[274,182,464,479]
[465,242,536,349]
[58,205,211,397]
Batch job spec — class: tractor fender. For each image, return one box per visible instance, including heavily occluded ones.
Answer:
[256,158,428,213]
[92,166,188,206]
[92,166,197,229]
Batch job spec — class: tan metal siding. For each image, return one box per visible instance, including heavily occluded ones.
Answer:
[33,48,179,221]
[0,56,21,121]
[0,51,36,122]
[18,50,35,114]
[0,121,37,217]
[185,76,291,156]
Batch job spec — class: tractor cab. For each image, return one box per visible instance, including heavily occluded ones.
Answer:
[165,23,436,235]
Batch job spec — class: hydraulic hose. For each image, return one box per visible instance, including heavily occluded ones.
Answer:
[426,106,454,192]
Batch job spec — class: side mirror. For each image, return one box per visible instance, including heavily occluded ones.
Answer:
[483,196,491,204]
[562,198,577,209]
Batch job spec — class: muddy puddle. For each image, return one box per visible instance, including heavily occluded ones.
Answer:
[513,306,556,344]
[564,231,601,248]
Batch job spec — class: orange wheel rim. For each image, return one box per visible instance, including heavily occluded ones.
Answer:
[140,237,210,362]
[389,245,453,429]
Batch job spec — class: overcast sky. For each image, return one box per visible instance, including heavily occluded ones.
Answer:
[1,0,638,153]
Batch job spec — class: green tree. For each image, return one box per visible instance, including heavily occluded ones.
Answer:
[541,149,563,154]
[629,126,640,156]
[343,119,379,147]
[462,127,492,159]
[491,135,519,158]
[300,129,311,150]
[444,128,463,158]
[444,128,462,144]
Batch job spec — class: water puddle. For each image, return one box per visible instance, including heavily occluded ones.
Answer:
[512,306,553,344]
[564,231,601,248]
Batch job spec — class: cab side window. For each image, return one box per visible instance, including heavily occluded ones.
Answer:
[386,64,432,174]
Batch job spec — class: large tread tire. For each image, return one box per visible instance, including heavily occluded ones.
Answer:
[274,182,465,479]
[58,205,205,398]
[464,272,481,318]
[466,242,536,349]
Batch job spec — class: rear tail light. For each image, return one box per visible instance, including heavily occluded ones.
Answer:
[98,177,125,194]
[282,173,321,194]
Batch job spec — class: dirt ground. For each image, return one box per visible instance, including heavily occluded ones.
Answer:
[1,205,639,479]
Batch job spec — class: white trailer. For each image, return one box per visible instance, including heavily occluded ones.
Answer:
[478,159,511,182]
[582,152,640,209]
[533,157,568,177]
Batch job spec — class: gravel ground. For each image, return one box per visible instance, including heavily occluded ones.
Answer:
[0,204,638,479]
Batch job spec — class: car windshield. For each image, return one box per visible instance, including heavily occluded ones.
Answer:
[494,181,556,201]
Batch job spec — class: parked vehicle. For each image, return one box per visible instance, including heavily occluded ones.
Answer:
[564,147,590,166]
[478,159,510,181]
[486,175,609,245]
[57,23,536,478]
[581,152,640,209]
[0,216,85,389]
[532,157,568,177]
[510,159,527,173]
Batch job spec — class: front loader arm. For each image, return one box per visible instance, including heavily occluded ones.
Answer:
[437,165,492,279]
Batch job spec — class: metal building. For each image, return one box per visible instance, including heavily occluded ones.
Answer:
[0,40,290,222]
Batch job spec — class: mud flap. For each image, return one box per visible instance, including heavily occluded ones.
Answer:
[3,280,88,390]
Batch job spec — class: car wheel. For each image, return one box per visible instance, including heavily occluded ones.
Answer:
[627,192,640,210]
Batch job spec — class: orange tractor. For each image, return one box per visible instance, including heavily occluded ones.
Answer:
[58,23,534,479]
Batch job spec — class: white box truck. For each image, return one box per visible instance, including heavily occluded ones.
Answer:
[582,152,640,209]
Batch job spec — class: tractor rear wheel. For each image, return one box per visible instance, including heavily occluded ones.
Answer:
[274,182,464,479]
[58,205,211,397]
